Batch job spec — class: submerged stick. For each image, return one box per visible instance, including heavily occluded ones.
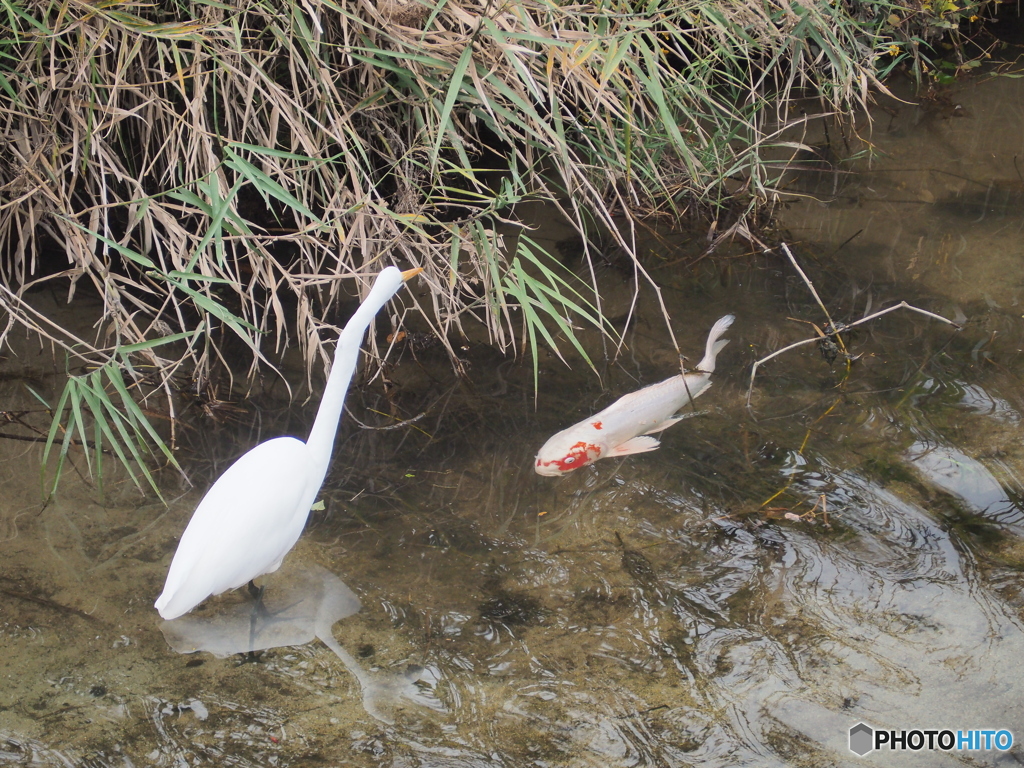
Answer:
[746,245,963,409]
[780,243,838,334]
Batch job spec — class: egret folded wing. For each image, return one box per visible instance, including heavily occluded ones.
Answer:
[155,437,314,620]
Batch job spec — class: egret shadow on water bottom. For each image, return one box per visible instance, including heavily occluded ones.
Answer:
[158,561,442,724]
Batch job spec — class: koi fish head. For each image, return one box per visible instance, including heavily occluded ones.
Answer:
[535,433,604,476]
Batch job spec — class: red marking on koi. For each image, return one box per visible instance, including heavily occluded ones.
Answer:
[553,441,603,472]
[592,421,603,429]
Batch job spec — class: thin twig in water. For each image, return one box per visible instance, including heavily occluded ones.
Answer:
[780,242,852,363]
[746,244,963,409]
[780,242,840,335]
[347,409,429,432]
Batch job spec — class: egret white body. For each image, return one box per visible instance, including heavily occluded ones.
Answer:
[535,314,734,476]
[155,266,420,620]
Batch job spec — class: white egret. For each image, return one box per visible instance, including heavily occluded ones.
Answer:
[155,266,422,620]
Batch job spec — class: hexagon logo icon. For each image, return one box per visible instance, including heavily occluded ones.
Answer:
[849,722,874,756]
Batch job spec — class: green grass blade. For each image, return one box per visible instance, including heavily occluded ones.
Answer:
[41,381,73,499]
[224,146,323,225]
[185,176,245,272]
[117,325,205,354]
[81,379,146,494]
[24,384,51,409]
[68,379,93,479]
[106,364,179,468]
[57,218,157,270]
[430,43,475,169]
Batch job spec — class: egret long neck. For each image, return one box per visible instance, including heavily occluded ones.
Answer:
[304,302,380,479]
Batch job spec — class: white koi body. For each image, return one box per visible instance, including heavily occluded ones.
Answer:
[535,315,734,476]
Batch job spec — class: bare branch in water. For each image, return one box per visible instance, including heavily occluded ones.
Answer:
[746,244,963,410]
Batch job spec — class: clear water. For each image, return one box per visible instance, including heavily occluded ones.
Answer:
[4,72,1024,766]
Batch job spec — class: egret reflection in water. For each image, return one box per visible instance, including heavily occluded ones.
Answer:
[159,561,443,723]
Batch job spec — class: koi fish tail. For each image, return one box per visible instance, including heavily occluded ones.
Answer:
[696,314,735,373]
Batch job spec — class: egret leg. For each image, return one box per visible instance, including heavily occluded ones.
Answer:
[245,580,268,663]
[246,579,265,603]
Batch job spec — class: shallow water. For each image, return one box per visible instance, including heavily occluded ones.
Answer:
[5,72,1024,765]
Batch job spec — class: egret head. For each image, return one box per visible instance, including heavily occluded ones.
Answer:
[366,265,422,300]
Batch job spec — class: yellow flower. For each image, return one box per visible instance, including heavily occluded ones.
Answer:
[888,44,900,56]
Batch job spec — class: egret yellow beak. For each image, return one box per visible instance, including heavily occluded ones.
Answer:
[401,267,424,282]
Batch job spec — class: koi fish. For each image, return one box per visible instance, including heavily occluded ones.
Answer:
[535,314,735,476]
